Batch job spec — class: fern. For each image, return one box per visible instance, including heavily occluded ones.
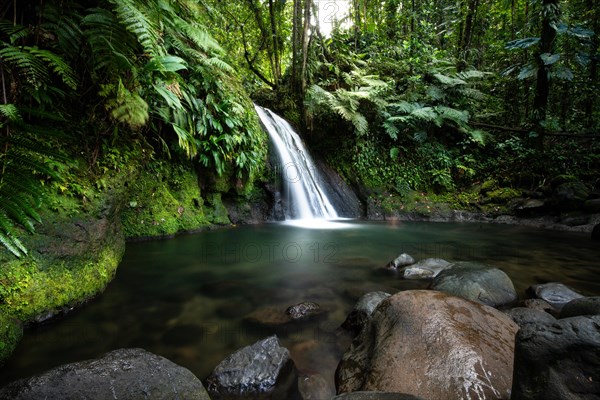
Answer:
[110,0,163,58]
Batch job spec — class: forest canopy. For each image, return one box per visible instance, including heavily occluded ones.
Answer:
[0,0,599,255]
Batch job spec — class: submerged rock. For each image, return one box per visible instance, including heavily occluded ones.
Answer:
[592,224,600,241]
[512,315,600,400]
[335,290,518,400]
[527,282,584,309]
[341,291,391,333]
[0,348,210,400]
[286,301,321,320]
[400,258,450,279]
[386,253,415,270]
[206,335,299,400]
[431,261,517,308]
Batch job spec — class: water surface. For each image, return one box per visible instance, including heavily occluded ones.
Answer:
[2,221,599,393]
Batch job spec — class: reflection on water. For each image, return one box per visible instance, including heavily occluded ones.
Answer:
[1,221,599,393]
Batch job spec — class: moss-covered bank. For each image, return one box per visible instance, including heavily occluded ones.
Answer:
[0,152,268,364]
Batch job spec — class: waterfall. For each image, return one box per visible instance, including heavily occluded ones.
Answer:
[254,105,339,221]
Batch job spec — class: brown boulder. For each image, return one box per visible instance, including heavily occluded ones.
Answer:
[335,290,518,400]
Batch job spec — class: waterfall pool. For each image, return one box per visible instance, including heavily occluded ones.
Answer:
[1,220,599,392]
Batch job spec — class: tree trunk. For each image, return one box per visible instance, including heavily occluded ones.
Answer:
[268,0,281,85]
[532,0,560,148]
[459,0,478,71]
[585,0,598,128]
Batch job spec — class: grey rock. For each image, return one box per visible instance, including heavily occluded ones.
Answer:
[523,298,558,314]
[431,261,518,308]
[206,336,299,400]
[0,348,210,400]
[504,307,557,328]
[560,211,590,226]
[341,291,391,333]
[401,258,450,279]
[332,392,424,400]
[528,282,584,309]
[511,315,600,399]
[559,297,600,318]
[549,181,590,212]
[386,253,415,269]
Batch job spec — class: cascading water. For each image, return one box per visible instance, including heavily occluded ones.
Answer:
[254,105,339,221]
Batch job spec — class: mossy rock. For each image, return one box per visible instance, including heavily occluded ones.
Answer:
[485,188,521,204]
[0,313,22,364]
[550,174,578,189]
[480,179,498,194]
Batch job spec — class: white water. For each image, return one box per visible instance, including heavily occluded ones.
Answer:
[254,105,339,221]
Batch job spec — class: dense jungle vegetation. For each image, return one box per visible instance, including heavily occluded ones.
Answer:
[0,0,599,257]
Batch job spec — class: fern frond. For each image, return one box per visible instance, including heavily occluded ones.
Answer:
[0,104,21,122]
[28,47,78,90]
[110,0,163,58]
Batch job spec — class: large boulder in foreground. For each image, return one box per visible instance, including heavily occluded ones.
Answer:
[0,348,210,400]
[511,315,600,400]
[206,335,299,400]
[336,290,518,400]
[431,261,517,308]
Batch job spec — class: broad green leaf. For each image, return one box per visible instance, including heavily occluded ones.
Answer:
[518,64,538,80]
[505,37,540,50]
[540,53,560,65]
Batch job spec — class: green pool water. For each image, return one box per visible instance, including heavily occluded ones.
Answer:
[1,220,599,392]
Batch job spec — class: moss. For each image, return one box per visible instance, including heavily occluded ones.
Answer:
[205,193,231,225]
[486,188,522,204]
[121,161,216,238]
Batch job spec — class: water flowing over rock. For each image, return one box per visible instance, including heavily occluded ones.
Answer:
[0,348,210,400]
[527,282,584,309]
[431,261,518,308]
[335,290,518,400]
[206,336,299,400]
[511,315,600,399]
[254,105,338,220]
[401,258,450,279]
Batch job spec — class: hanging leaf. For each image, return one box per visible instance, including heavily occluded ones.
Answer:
[551,66,574,81]
[517,64,538,80]
[505,37,540,50]
[540,53,560,66]
[568,26,595,39]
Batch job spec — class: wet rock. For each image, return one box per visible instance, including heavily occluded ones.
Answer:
[0,348,210,400]
[386,253,415,270]
[206,336,299,400]
[523,298,557,314]
[332,392,424,400]
[401,258,450,279]
[341,291,391,333]
[559,297,600,318]
[504,307,557,328]
[515,199,546,217]
[527,282,584,309]
[548,181,590,212]
[511,315,600,400]
[286,301,321,320]
[431,261,517,308]
[336,290,518,399]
